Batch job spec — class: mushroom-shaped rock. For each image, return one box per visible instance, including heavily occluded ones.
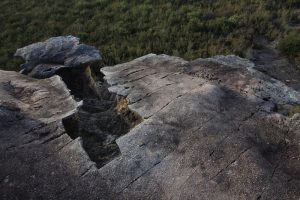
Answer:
[15,36,101,75]
[15,36,101,98]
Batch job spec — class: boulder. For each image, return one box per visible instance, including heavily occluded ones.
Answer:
[15,36,101,98]
[15,36,101,75]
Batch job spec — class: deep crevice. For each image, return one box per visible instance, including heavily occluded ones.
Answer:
[62,81,143,168]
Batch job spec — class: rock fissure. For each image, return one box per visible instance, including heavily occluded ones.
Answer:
[271,164,279,179]
[123,68,147,77]
[119,155,166,193]
[210,146,253,181]
[41,131,65,144]
[123,72,159,85]
[43,139,74,159]
[144,94,183,119]
[62,84,143,168]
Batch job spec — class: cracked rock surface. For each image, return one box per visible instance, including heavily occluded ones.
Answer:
[1,54,300,199]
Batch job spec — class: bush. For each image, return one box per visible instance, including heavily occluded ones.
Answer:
[279,32,300,57]
[0,0,299,71]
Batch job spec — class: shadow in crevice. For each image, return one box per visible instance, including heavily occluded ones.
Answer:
[62,82,143,168]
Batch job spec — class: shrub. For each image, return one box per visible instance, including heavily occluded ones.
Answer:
[0,0,299,71]
[279,32,300,57]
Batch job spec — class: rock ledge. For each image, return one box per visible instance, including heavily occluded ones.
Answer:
[1,53,300,199]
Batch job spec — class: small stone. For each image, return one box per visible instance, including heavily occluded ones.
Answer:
[3,176,9,183]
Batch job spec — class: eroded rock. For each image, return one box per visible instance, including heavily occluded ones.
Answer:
[1,53,300,199]
[0,71,102,199]
[100,54,300,199]
[15,36,100,74]
[15,36,101,98]
[63,84,143,168]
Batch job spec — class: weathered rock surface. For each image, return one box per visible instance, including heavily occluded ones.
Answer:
[1,54,300,199]
[65,83,143,169]
[15,36,101,75]
[15,36,101,98]
[0,71,106,199]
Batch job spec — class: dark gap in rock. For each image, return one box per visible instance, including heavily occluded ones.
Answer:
[44,68,53,72]
[62,81,143,168]
[56,66,99,99]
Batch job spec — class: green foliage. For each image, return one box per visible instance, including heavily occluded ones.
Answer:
[279,32,300,57]
[0,0,298,71]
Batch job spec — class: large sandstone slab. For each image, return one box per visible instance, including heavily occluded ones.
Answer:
[1,54,300,199]
[0,71,107,199]
[101,54,300,199]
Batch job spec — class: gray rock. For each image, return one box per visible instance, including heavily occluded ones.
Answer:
[1,54,300,199]
[15,36,101,75]
[0,70,111,200]
[27,63,66,79]
[15,36,102,98]
[101,54,300,199]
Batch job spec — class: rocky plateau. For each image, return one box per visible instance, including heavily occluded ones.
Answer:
[1,36,300,199]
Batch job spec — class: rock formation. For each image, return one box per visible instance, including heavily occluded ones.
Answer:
[100,54,300,199]
[1,40,300,199]
[14,36,101,98]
